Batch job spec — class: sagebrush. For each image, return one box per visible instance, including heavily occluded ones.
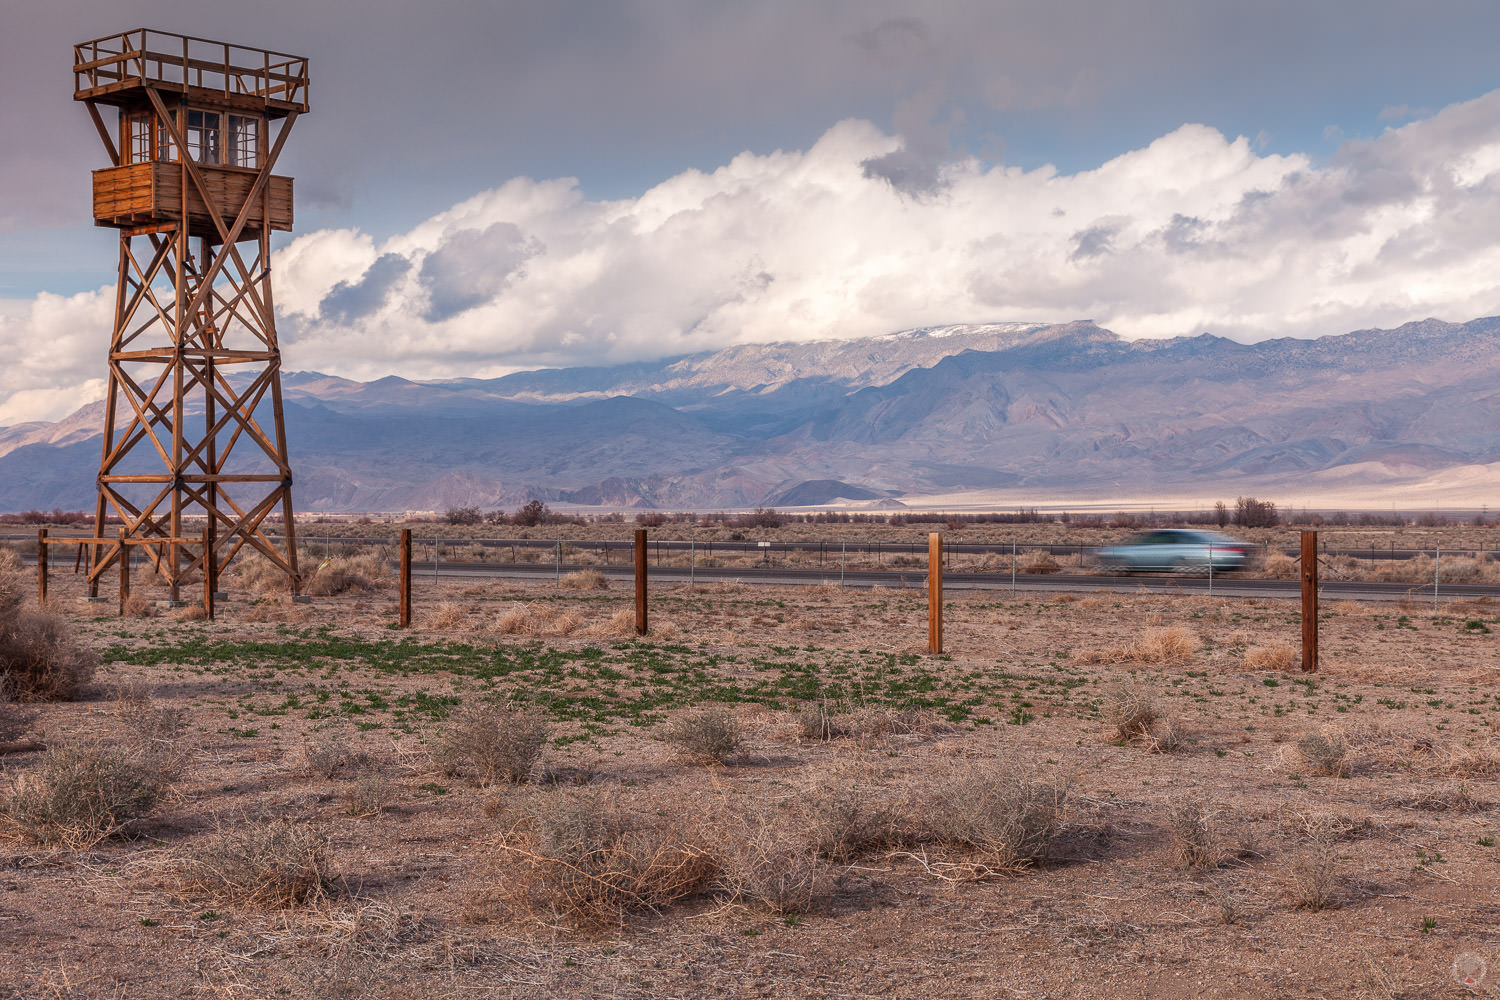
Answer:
[0,551,97,700]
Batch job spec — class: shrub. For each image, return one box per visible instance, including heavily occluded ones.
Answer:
[512,500,549,527]
[1145,714,1187,753]
[444,505,483,526]
[1100,681,1159,743]
[1168,798,1217,870]
[3,741,163,846]
[925,762,1067,871]
[1131,627,1196,665]
[717,807,835,916]
[301,730,366,779]
[1286,821,1340,910]
[114,683,185,756]
[1244,644,1298,671]
[179,819,329,907]
[434,704,551,784]
[1291,729,1351,777]
[1260,551,1298,578]
[801,769,904,862]
[496,790,715,926]
[559,569,608,590]
[426,601,467,630]
[120,592,155,619]
[664,708,740,764]
[301,552,389,596]
[0,551,97,701]
[1234,496,1280,528]
[345,777,394,818]
[797,701,840,741]
[1020,551,1061,574]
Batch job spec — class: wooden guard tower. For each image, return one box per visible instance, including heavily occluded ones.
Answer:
[73,29,309,597]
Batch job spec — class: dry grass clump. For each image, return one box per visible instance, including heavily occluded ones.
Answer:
[1442,740,1500,776]
[114,682,185,758]
[493,602,583,637]
[664,708,741,764]
[1244,643,1298,671]
[301,552,389,596]
[800,761,906,862]
[1020,551,1061,574]
[426,601,468,630]
[1260,551,1298,578]
[178,819,329,907]
[1288,728,1352,777]
[559,569,608,590]
[3,741,163,847]
[241,595,310,624]
[433,704,551,784]
[229,551,296,594]
[345,777,395,818]
[797,701,850,741]
[1100,681,1158,742]
[1074,627,1196,666]
[923,761,1068,872]
[173,602,208,622]
[717,805,837,916]
[301,729,368,779]
[1285,818,1341,910]
[1168,798,1218,871]
[0,680,32,742]
[120,592,156,619]
[1131,627,1197,665]
[796,701,932,742]
[1145,714,1187,753]
[494,790,715,926]
[589,608,637,638]
[0,551,97,701]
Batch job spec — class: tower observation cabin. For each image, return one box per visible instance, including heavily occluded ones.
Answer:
[73,30,310,599]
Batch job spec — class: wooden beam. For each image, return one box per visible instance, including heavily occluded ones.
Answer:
[928,532,943,654]
[634,529,648,636]
[202,523,215,621]
[118,526,130,616]
[37,528,48,605]
[399,528,412,628]
[1301,530,1318,673]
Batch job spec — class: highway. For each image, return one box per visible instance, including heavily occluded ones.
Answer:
[402,560,1495,603]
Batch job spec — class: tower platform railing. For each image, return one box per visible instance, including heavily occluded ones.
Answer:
[73,28,309,113]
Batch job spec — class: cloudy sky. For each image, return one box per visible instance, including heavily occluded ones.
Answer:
[6,0,1500,424]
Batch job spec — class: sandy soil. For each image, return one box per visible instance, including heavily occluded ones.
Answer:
[2,568,1498,999]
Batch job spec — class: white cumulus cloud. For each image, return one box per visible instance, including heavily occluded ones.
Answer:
[9,92,1500,424]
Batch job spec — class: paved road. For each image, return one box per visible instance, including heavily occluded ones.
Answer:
[408,560,1493,603]
[22,549,1486,602]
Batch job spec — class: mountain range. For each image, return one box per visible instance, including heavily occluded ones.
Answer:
[3,317,1500,512]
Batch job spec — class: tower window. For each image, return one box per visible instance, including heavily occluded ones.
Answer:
[186,109,221,164]
[226,115,260,169]
[126,114,151,164]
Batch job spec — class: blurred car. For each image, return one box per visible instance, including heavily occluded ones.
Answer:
[1092,529,1253,574]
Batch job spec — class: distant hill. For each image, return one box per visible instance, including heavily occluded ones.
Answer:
[5,317,1500,511]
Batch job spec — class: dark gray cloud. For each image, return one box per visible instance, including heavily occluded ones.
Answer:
[419,222,537,322]
[1070,222,1120,261]
[17,0,1500,247]
[319,252,411,325]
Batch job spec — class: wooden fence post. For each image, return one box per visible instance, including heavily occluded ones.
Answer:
[201,524,215,621]
[634,528,648,635]
[118,527,130,616]
[36,528,47,605]
[928,532,943,654]
[399,528,412,628]
[1301,529,1318,673]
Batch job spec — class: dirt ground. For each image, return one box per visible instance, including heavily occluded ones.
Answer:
[3,567,1499,999]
